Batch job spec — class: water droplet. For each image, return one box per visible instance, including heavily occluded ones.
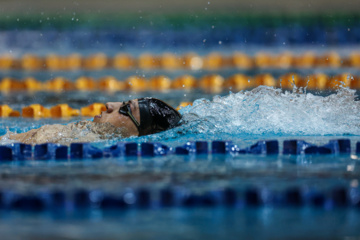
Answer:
[123,192,136,204]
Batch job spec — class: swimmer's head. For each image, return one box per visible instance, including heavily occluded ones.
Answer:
[93,98,181,137]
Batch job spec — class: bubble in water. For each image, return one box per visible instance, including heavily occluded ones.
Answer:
[123,192,136,204]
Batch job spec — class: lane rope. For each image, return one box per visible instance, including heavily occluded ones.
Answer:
[0,73,358,93]
[0,51,359,70]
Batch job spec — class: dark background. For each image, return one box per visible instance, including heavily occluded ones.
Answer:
[0,0,359,14]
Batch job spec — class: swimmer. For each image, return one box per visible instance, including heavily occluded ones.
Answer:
[2,98,181,145]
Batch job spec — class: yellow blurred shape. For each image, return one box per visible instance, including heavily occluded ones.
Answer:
[274,52,293,68]
[149,76,171,91]
[254,74,276,87]
[21,54,43,71]
[203,52,223,70]
[316,52,341,68]
[45,54,64,71]
[99,76,125,91]
[64,54,82,70]
[81,103,106,117]
[224,74,253,91]
[50,104,80,118]
[350,75,360,89]
[24,77,43,91]
[138,53,159,69]
[171,75,197,90]
[0,77,26,91]
[305,73,329,90]
[83,53,108,70]
[279,73,304,89]
[328,73,353,89]
[182,53,203,70]
[199,74,224,93]
[22,104,50,118]
[160,53,180,69]
[126,76,148,92]
[0,105,20,117]
[254,52,272,68]
[0,54,14,69]
[231,52,253,69]
[113,53,134,69]
[0,77,12,91]
[176,102,193,111]
[75,76,96,91]
[348,52,360,67]
[294,52,316,68]
[44,77,74,91]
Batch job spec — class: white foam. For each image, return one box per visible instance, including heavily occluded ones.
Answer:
[179,86,360,136]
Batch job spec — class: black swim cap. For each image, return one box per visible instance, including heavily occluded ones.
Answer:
[137,98,182,136]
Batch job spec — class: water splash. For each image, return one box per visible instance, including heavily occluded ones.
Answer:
[174,86,360,136]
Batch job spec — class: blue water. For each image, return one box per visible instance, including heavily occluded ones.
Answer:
[1,84,360,238]
[1,24,360,238]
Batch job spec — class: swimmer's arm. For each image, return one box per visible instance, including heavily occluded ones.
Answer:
[8,124,68,144]
[9,129,39,144]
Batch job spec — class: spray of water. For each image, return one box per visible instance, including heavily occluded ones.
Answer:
[175,85,360,136]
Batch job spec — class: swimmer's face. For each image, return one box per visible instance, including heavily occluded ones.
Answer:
[93,99,140,137]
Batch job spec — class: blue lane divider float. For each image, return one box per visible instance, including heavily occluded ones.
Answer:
[70,143,103,159]
[103,142,138,158]
[237,140,279,155]
[0,143,32,161]
[141,143,169,157]
[283,139,351,155]
[0,139,359,161]
[0,146,13,161]
[357,142,360,154]
[175,141,209,155]
[175,140,278,155]
[0,185,358,212]
[34,143,68,160]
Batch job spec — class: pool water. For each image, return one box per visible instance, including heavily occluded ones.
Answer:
[1,14,360,239]
[1,84,360,239]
